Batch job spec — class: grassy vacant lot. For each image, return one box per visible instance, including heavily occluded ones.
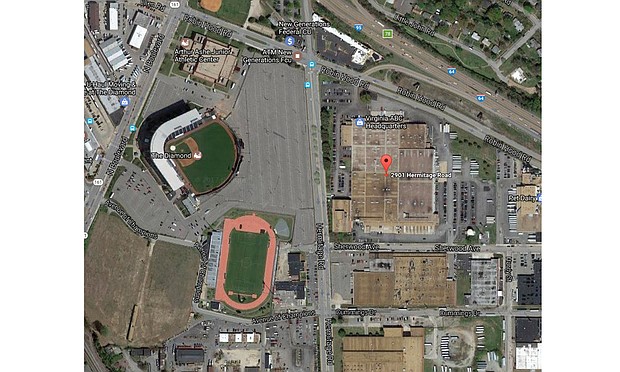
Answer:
[224,229,270,297]
[132,241,201,346]
[189,0,250,26]
[460,316,504,360]
[450,127,497,182]
[456,269,471,305]
[84,212,150,346]
[174,123,236,193]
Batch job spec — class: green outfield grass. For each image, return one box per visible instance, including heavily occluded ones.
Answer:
[189,0,250,26]
[174,122,236,193]
[224,229,270,298]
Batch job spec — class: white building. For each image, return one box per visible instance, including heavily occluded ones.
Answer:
[150,109,203,191]
[218,332,261,343]
[312,13,379,65]
[128,25,148,49]
[516,344,541,369]
[108,2,119,31]
[510,67,527,84]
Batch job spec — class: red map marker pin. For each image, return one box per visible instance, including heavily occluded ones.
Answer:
[381,154,392,176]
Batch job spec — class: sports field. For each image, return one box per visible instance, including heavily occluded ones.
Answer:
[172,121,237,194]
[194,0,250,26]
[224,229,270,297]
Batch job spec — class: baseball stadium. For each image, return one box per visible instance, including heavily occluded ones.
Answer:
[144,107,241,195]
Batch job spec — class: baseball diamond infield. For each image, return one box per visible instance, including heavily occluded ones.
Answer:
[170,119,239,194]
[200,0,222,12]
[215,214,277,311]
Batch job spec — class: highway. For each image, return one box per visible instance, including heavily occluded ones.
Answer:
[177,6,540,168]
[84,6,183,233]
[319,0,541,134]
[83,4,541,370]
[365,0,541,83]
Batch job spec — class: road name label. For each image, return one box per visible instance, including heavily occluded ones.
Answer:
[106,136,129,176]
[140,0,166,12]
[105,199,159,240]
[335,308,377,317]
[483,135,533,164]
[333,242,379,251]
[142,33,165,73]
[396,86,446,111]
[182,14,233,38]
[434,244,481,252]
[393,13,435,36]
[316,223,326,270]
[251,310,316,324]
[439,309,481,317]
[324,318,334,365]
[505,256,513,282]
[319,66,370,89]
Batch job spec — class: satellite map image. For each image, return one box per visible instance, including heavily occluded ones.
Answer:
[82,0,542,371]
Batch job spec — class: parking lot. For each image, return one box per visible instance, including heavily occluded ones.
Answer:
[111,160,209,240]
[142,75,227,120]
[197,62,316,246]
[329,251,370,305]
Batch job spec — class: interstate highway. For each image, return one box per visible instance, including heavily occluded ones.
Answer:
[178,6,540,167]
[319,0,541,134]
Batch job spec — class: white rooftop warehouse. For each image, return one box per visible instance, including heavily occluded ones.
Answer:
[128,25,147,49]
[108,3,118,31]
[150,109,203,191]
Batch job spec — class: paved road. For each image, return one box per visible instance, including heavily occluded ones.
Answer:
[363,62,539,133]
[191,303,253,324]
[319,0,541,134]
[319,58,542,166]
[298,0,337,370]
[84,6,184,233]
[179,6,540,166]
[366,0,541,83]
[362,243,541,254]
[365,0,506,82]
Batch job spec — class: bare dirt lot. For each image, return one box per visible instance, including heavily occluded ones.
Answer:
[84,212,150,346]
[132,241,201,346]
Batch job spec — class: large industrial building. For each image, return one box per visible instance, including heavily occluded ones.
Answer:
[342,326,424,372]
[352,252,456,307]
[149,109,203,191]
[84,56,121,114]
[100,38,129,71]
[180,33,239,86]
[345,121,439,234]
